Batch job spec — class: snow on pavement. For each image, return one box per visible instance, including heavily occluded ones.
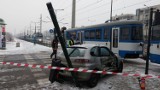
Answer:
[0,39,52,55]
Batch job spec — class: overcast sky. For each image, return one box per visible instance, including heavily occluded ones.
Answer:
[0,0,159,35]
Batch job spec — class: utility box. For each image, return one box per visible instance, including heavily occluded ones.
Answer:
[16,42,20,47]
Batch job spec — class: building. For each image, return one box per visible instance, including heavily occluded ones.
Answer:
[112,14,136,21]
[136,4,160,39]
[105,14,136,23]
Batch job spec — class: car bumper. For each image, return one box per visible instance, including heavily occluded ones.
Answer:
[59,71,91,81]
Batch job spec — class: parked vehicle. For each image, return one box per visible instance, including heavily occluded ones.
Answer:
[57,44,123,87]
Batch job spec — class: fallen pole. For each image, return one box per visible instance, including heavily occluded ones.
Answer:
[46,2,80,87]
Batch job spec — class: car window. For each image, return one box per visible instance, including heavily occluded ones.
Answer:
[100,47,110,56]
[90,47,99,56]
[61,47,86,57]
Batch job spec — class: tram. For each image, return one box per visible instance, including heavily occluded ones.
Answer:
[150,25,160,64]
[35,32,43,43]
[24,32,43,43]
[64,20,144,58]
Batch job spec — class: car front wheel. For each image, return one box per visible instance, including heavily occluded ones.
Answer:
[117,61,123,72]
[87,73,100,88]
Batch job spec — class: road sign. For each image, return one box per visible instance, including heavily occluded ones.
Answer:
[49,29,54,33]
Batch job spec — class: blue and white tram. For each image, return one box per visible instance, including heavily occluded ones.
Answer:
[65,20,143,58]
[150,25,160,64]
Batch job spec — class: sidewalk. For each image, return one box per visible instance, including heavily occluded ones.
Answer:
[0,38,52,55]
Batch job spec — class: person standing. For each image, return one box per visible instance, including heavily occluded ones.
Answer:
[68,37,74,46]
[50,37,58,58]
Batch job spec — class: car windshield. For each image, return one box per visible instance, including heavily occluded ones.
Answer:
[61,47,87,57]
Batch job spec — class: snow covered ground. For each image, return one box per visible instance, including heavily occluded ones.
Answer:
[0,38,160,90]
[0,39,52,55]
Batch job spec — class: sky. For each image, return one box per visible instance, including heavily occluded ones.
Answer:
[0,0,159,35]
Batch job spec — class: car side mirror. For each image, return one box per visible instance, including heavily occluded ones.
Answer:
[90,52,95,56]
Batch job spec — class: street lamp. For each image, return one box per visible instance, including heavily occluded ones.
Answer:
[110,0,113,22]
[110,0,113,51]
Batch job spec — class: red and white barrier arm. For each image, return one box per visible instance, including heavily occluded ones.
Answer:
[0,61,160,79]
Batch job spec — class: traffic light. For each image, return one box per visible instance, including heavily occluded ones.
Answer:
[153,10,160,25]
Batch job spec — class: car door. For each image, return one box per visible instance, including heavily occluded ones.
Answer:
[99,47,115,70]
[90,46,101,68]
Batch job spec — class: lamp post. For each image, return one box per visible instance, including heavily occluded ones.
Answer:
[72,0,76,28]
[110,0,113,22]
[110,0,113,51]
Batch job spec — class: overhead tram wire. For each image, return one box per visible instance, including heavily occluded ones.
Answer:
[56,0,84,23]
[111,0,155,12]
[49,0,84,28]
[60,0,104,17]
[55,0,71,9]
[76,0,156,22]
[59,0,118,26]
[58,0,106,19]
[60,0,109,23]
[56,0,155,27]
[64,0,82,9]
[61,0,118,21]
[76,0,120,14]
[76,0,105,11]
[70,0,118,21]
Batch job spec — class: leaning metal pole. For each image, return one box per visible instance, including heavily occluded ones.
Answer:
[46,2,80,87]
